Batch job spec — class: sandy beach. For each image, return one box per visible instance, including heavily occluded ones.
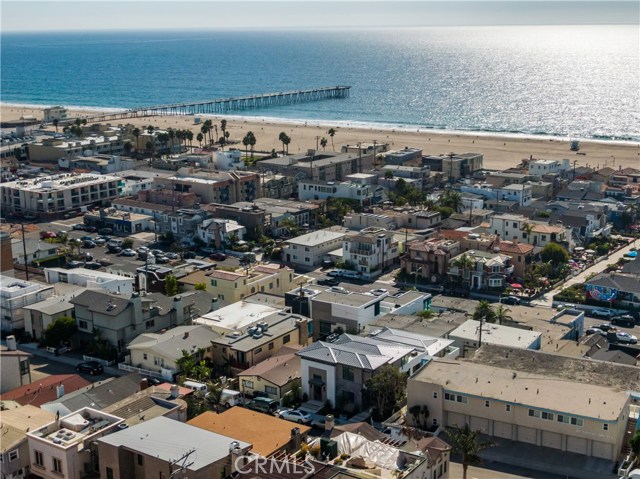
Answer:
[3,104,639,171]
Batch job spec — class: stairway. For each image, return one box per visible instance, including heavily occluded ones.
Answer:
[621,416,637,456]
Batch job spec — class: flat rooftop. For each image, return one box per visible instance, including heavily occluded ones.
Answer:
[449,319,541,349]
[414,358,629,420]
[195,300,282,332]
[471,344,640,393]
[313,290,380,308]
[98,416,250,470]
[286,229,346,247]
[2,173,120,191]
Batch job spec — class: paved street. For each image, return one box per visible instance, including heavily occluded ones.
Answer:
[531,239,638,308]
[450,461,566,479]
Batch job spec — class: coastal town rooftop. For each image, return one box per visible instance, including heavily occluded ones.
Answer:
[2,172,121,191]
[195,299,283,332]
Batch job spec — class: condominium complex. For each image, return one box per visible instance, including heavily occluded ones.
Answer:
[28,135,126,163]
[0,173,123,218]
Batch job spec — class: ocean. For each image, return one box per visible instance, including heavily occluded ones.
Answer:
[1,26,638,141]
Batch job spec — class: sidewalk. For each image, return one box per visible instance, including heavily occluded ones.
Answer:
[531,239,638,308]
[19,343,126,377]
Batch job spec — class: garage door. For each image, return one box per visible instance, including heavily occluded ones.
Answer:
[494,421,513,440]
[541,431,562,450]
[567,436,588,455]
[592,441,613,460]
[446,412,466,428]
[517,426,537,444]
[470,416,489,434]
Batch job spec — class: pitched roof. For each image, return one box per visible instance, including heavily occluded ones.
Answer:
[587,272,640,294]
[188,409,310,457]
[496,240,534,255]
[0,374,90,407]
[70,289,131,316]
[237,352,300,386]
[0,405,55,452]
[531,224,564,234]
[127,325,220,361]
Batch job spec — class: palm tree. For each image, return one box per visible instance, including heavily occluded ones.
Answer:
[197,133,204,148]
[473,299,496,322]
[220,119,227,142]
[447,423,494,479]
[494,304,511,325]
[168,129,176,153]
[213,124,219,143]
[441,189,463,213]
[185,130,194,151]
[175,129,184,151]
[132,127,141,153]
[320,137,328,150]
[522,222,534,243]
[242,133,251,159]
[200,124,210,148]
[278,132,288,155]
[282,134,290,154]
[246,131,256,158]
[328,128,336,151]
[147,125,154,135]
[451,253,475,286]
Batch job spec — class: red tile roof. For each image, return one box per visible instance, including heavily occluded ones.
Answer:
[0,374,91,407]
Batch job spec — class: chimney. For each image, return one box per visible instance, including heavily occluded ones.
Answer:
[296,318,309,345]
[183,331,190,339]
[173,295,185,325]
[169,384,180,399]
[229,441,244,473]
[131,292,142,322]
[209,297,219,313]
[6,335,17,351]
[140,378,149,391]
[289,427,302,452]
[56,384,65,399]
[325,414,335,431]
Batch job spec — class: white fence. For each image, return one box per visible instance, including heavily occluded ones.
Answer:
[118,363,165,380]
[82,355,115,366]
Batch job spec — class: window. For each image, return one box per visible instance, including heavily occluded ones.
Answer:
[433,392,438,399]
[268,342,274,350]
[143,353,148,360]
[603,424,609,431]
[53,457,63,474]
[79,320,88,330]
[265,385,277,395]
[34,450,44,467]
[283,334,290,344]
[541,411,554,421]
[138,454,144,466]
[485,400,490,408]
[571,417,583,426]
[9,450,18,461]
[444,392,467,404]
[146,320,155,329]
[456,395,467,404]
[254,348,262,355]
[505,404,511,412]
[343,366,355,381]
[19,360,29,376]
[528,409,540,418]
[210,279,217,287]
[106,467,114,479]
[242,380,254,389]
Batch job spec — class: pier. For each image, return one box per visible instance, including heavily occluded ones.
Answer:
[61,85,351,124]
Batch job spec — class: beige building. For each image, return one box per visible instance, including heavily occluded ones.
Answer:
[43,106,68,123]
[283,229,348,268]
[27,407,124,479]
[0,405,55,479]
[1,341,31,393]
[237,349,301,401]
[28,135,125,163]
[408,358,630,462]
[342,227,399,278]
[180,263,299,306]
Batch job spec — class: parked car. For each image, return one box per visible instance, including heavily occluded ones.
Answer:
[151,249,165,257]
[590,308,617,319]
[500,296,521,305]
[84,262,103,270]
[81,235,94,241]
[165,252,179,260]
[327,270,343,278]
[596,323,615,332]
[121,248,136,257]
[586,327,604,335]
[82,240,96,248]
[317,278,339,287]
[40,231,57,239]
[184,251,197,259]
[66,261,83,269]
[98,227,113,235]
[277,409,312,424]
[210,252,226,261]
[84,226,97,233]
[330,286,348,294]
[615,332,638,344]
[220,389,243,408]
[245,397,278,414]
[76,361,104,375]
[72,223,86,231]
[93,237,107,245]
[200,247,215,255]
[155,256,170,264]
[611,315,636,328]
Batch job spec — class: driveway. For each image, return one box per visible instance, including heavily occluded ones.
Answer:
[531,239,638,308]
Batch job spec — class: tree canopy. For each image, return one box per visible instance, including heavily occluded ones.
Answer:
[540,242,570,268]
[447,423,494,479]
[365,365,407,420]
[44,316,76,347]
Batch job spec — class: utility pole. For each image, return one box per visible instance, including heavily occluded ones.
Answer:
[357,142,362,173]
[21,223,29,280]
[169,449,195,479]
[372,139,377,169]
[315,135,320,152]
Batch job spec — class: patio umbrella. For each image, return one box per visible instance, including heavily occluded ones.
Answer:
[574,247,585,252]
[510,283,523,289]
[585,249,596,254]
[626,251,638,258]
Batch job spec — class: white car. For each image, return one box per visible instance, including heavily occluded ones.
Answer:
[277,409,312,424]
[591,308,616,318]
[121,248,137,257]
[616,332,638,344]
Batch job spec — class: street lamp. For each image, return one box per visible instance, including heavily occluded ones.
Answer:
[413,266,423,289]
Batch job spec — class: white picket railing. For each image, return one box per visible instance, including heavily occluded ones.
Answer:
[118,363,165,380]
[82,355,114,366]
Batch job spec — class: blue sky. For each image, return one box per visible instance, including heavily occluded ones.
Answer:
[2,1,638,32]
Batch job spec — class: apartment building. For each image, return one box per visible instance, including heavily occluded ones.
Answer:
[401,238,461,284]
[237,349,301,401]
[58,154,135,174]
[204,203,267,240]
[0,277,54,332]
[423,153,484,181]
[44,267,134,294]
[233,197,320,237]
[342,227,399,278]
[407,358,630,462]
[528,158,571,178]
[152,170,260,204]
[23,296,75,341]
[383,147,423,165]
[257,150,374,182]
[83,208,154,234]
[0,173,123,218]
[298,179,384,205]
[196,218,246,247]
[27,407,124,479]
[98,416,251,479]
[343,207,442,232]
[460,182,532,206]
[43,106,68,122]
[448,250,514,291]
[283,229,348,268]
[28,135,126,163]
[0,341,32,393]
[180,263,298,307]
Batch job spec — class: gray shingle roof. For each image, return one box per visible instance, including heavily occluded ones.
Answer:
[70,290,131,316]
[587,272,640,294]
